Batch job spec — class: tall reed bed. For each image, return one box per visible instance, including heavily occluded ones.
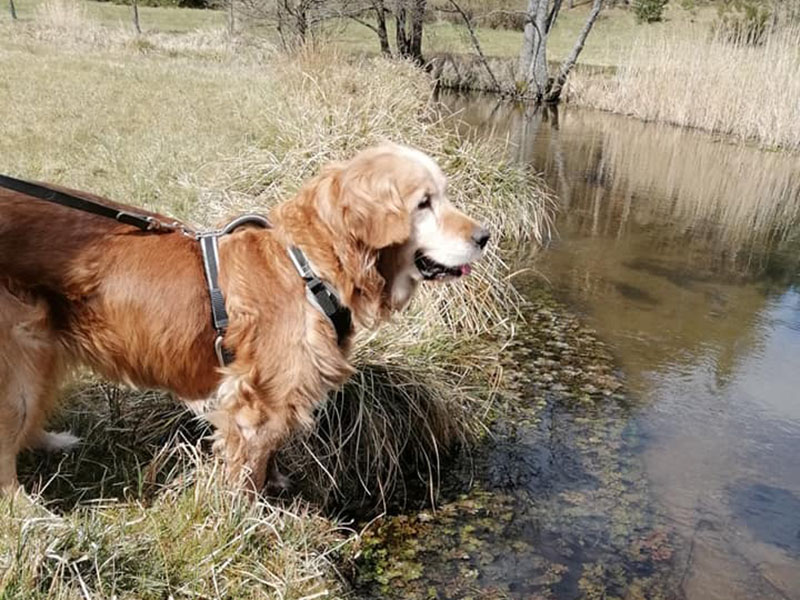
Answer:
[1,12,551,598]
[568,25,800,151]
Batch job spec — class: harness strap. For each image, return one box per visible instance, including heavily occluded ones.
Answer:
[0,174,171,232]
[199,234,232,366]
[287,246,352,346]
[200,215,272,367]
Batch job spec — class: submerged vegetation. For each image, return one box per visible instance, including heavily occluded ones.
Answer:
[355,287,679,599]
[0,7,552,598]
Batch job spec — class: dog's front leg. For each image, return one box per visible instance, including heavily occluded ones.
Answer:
[211,400,291,496]
[0,447,18,494]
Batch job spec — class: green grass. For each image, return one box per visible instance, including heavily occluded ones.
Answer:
[0,7,552,597]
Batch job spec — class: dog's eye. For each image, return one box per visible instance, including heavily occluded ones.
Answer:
[418,194,432,210]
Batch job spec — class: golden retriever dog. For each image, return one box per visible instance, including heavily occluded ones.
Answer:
[0,143,489,495]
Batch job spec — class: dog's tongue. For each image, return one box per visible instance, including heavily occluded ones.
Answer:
[460,264,472,276]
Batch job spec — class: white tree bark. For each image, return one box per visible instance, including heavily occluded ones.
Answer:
[517,0,550,100]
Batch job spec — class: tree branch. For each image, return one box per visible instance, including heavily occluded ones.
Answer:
[447,0,501,91]
[545,0,563,34]
[347,12,380,33]
[545,0,603,103]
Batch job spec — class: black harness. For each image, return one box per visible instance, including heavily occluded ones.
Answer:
[197,215,271,366]
[0,174,352,366]
[287,245,352,344]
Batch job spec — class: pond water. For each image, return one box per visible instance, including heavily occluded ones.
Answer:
[441,96,800,600]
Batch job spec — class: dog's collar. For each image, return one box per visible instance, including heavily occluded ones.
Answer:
[287,245,352,347]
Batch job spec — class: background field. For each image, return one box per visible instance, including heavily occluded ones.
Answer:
[8,0,721,66]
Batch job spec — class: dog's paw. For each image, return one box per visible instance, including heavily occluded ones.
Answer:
[265,467,291,495]
[36,431,81,453]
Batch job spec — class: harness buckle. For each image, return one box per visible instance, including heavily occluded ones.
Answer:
[115,210,151,229]
[214,335,229,367]
[288,246,315,280]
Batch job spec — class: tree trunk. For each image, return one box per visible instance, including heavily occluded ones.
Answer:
[349,0,392,56]
[296,6,307,43]
[373,0,391,56]
[544,0,602,103]
[408,0,426,63]
[132,0,141,34]
[9,0,17,20]
[227,0,235,37]
[517,0,550,101]
[545,0,562,33]
[276,6,288,51]
[395,4,407,56]
[393,0,425,62]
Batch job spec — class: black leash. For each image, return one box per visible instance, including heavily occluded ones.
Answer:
[1,175,352,365]
[0,174,177,232]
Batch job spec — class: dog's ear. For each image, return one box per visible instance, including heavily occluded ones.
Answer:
[336,166,411,250]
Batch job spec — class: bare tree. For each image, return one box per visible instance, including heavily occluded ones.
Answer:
[227,0,235,36]
[348,0,391,55]
[544,0,602,102]
[518,0,603,103]
[235,0,342,48]
[132,0,142,34]
[394,0,426,62]
[9,0,17,20]
[447,0,500,90]
[517,0,550,100]
[346,0,427,60]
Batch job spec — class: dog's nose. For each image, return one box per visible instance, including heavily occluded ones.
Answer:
[472,227,490,249]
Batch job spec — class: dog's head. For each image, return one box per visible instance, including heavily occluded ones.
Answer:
[324,143,489,309]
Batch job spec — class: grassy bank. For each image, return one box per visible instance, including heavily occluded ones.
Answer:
[8,0,221,30]
[0,6,551,598]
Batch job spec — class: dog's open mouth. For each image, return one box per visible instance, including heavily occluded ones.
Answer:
[415,251,472,281]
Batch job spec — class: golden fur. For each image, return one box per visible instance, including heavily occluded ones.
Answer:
[0,143,487,494]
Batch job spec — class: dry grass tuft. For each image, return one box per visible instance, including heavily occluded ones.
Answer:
[568,25,800,151]
[4,441,351,599]
[33,0,91,31]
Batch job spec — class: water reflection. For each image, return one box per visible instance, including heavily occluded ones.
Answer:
[444,94,800,600]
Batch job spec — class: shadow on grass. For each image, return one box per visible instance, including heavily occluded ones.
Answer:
[17,383,211,512]
[18,363,470,517]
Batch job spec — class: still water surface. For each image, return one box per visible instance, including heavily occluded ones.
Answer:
[447,95,800,599]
